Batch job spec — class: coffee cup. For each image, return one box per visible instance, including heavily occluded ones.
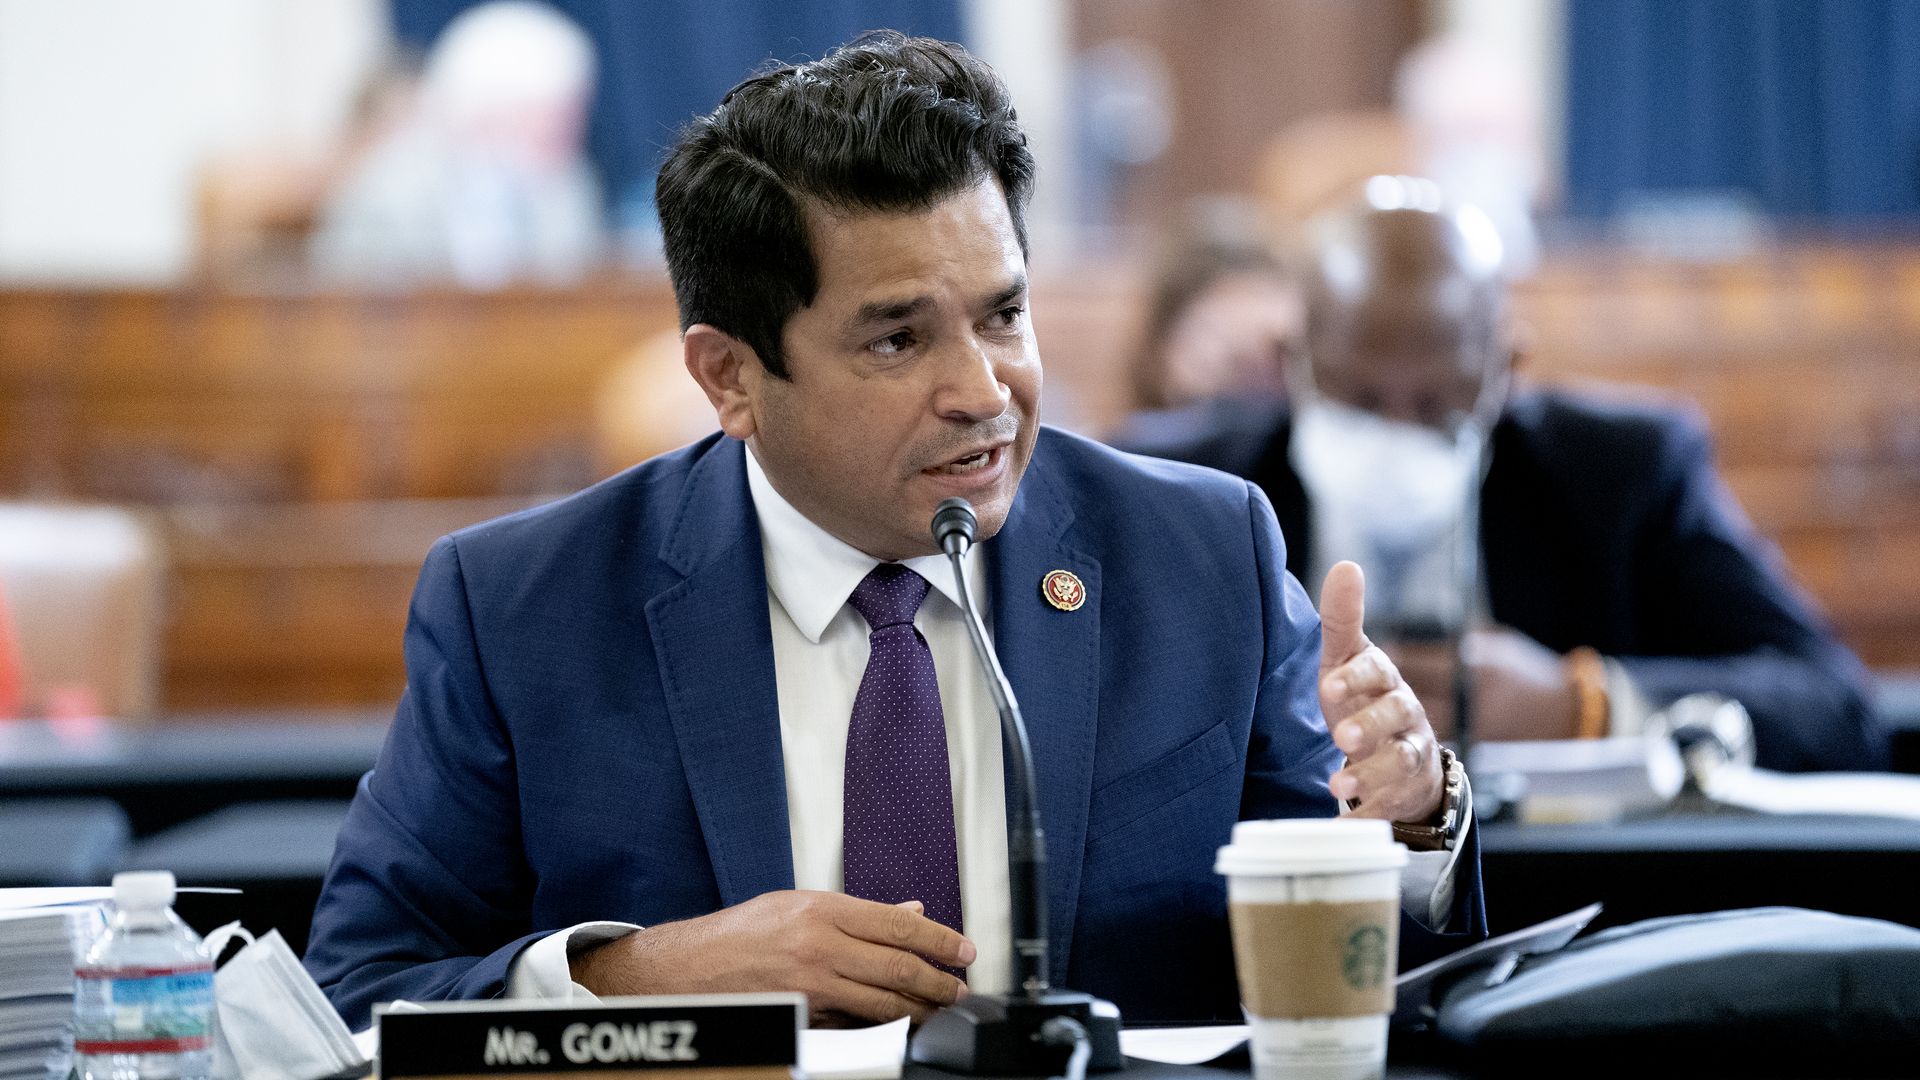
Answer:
[1216,819,1408,1080]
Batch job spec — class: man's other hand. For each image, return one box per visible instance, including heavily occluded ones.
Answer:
[1318,561,1445,824]
[569,891,975,1026]
[1392,627,1579,742]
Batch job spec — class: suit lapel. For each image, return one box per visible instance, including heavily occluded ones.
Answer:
[987,441,1100,986]
[646,438,795,906]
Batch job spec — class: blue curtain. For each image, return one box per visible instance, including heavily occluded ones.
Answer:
[391,1,965,222]
[1564,0,1920,219]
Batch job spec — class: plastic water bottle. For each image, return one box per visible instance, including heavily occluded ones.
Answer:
[72,871,214,1080]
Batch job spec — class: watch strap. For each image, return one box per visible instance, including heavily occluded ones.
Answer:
[1392,746,1464,852]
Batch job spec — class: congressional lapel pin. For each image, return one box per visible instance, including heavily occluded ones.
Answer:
[1041,569,1086,612]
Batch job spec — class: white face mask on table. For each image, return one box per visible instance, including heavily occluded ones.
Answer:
[204,923,370,1080]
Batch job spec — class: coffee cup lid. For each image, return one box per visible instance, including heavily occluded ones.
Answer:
[1215,818,1409,877]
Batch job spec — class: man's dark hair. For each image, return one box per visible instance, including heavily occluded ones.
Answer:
[655,31,1034,379]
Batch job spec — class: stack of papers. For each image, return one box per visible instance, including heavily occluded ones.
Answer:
[1470,735,1685,822]
[799,1016,909,1080]
[0,899,106,1080]
[1704,766,1920,819]
[1119,1025,1249,1065]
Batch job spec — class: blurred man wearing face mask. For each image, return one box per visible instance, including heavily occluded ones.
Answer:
[1125,178,1885,772]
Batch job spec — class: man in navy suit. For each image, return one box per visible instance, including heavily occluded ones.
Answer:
[1121,184,1883,771]
[305,35,1486,1032]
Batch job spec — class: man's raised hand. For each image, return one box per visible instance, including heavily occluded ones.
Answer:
[1317,561,1445,824]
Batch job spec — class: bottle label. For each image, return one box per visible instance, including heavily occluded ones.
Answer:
[73,964,215,1054]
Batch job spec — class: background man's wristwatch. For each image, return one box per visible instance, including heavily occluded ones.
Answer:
[1391,746,1466,852]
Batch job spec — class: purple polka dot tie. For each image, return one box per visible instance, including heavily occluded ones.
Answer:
[842,563,965,973]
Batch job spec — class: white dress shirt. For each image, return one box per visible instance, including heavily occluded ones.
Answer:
[508,447,1466,1002]
[747,449,1014,994]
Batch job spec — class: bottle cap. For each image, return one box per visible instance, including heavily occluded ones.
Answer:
[112,870,177,911]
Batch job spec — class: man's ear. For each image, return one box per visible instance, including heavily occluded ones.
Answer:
[684,324,762,441]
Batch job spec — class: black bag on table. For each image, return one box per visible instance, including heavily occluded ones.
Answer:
[1428,907,1920,1077]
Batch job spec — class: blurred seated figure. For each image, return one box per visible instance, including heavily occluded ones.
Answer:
[197,60,421,280]
[0,504,165,720]
[0,582,22,718]
[1121,177,1885,772]
[1127,218,1301,413]
[312,1,602,288]
[592,328,720,477]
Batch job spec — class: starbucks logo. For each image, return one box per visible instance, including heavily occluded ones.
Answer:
[1342,926,1388,991]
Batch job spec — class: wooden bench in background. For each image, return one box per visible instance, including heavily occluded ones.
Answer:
[1,243,1915,710]
[1517,245,1920,672]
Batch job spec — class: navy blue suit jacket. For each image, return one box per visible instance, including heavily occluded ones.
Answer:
[304,428,1487,1030]
[1119,391,1886,772]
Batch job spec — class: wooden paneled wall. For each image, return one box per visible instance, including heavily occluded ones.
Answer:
[0,286,681,504]
[0,276,1144,708]
[1071,0,1424,225]
[1513,245,1920,670]
[1,242,1916,710]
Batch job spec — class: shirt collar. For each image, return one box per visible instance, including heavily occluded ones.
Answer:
[745,446,984,644]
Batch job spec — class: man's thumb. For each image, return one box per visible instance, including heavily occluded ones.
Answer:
[1318,560,1369,671]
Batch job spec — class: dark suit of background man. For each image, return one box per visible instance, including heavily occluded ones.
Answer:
[303,35,1488,1032]
[1122,180,1883,773]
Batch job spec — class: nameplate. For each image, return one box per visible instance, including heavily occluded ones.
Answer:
[376,993,804,1079]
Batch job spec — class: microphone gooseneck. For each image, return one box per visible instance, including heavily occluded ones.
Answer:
[911,499,1123,1076]
[932,497,1048,1000]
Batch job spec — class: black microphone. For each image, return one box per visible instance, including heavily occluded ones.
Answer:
[933,498,976,558]
[910,498,1123,1077]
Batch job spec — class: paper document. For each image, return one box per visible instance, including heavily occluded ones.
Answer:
[1120,1025,1248,1065]
[1705,767,1920,819]
[0,886,239,912]
[800,1017,909,1080]
[0,902,108,1080]
[1471,735,1683,822]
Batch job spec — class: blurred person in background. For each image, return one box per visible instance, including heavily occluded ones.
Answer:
[196,58,422,279]
[1124,178,1885,773]
[592,327,721,477]
[312,1,603,288]
[0,582,22,719]
[1126,217,1301,414]
[0,504,165,722]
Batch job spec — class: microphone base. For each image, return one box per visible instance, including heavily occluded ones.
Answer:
[908,990,1125,1075]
